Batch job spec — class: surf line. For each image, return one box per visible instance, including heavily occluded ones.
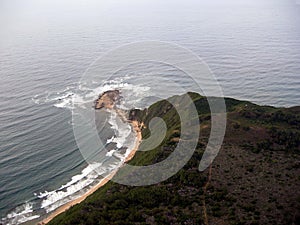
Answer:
[39,90,143,224]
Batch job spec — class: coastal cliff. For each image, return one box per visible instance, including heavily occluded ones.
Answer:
[48,92,300,225]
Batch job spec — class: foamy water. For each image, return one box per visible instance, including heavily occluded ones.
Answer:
[0,0,300,224]
[1,76,149,224]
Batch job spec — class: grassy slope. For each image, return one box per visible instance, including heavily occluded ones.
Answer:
[48,93,300,225]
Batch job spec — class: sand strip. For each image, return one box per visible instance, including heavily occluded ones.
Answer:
[38,120,142,225]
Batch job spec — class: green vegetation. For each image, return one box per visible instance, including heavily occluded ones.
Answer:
[48,93,300,225]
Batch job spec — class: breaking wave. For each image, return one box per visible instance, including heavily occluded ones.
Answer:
[3,77,149,224]
[1,202,40,225]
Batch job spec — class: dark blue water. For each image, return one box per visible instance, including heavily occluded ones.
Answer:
[0,0,300,224]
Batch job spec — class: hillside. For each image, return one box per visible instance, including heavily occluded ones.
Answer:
[48,92,300,225]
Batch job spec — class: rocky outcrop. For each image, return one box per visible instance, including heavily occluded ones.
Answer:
[94,90,121,110]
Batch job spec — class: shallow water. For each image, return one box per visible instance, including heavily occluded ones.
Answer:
[0,0,299,223]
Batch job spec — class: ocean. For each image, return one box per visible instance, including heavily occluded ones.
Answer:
[0,0,299,224]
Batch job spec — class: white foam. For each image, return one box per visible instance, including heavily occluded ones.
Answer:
[23,77,150,222]
[1,202,40,225]
[38,163,102,213]
[106,149,117,157]
[58,165,96,190]
[31,85,77,110]
[32,75,151,111]
[38,161,122,213]
[106,135,115,144]
[107,110,132,149]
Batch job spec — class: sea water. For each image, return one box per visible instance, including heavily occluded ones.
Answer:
[0,0,299,223]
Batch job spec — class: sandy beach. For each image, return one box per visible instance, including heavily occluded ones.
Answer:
[38,119,142,224]
[125,120,142,162]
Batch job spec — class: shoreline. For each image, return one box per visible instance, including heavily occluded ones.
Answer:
[38,119,142,225]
